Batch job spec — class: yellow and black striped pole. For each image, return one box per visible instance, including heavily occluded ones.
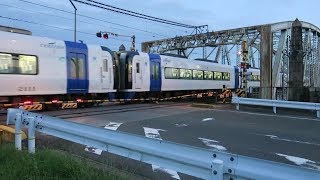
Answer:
[241,41,249,97]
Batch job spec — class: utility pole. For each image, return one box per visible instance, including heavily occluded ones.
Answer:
[69,0,77,42]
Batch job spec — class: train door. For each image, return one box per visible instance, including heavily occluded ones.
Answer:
[134,62,142,89]
[150,58,161,91]
[67,52,88,93]
[101,58,109,90]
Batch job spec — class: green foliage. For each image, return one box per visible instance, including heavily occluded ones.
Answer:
[0,144,115,179]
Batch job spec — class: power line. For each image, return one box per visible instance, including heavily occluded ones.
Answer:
[72,0,197,28]
[79,0,197,28]
[0,15,137,43]
[0,3,160,38]
[16,0,168,38]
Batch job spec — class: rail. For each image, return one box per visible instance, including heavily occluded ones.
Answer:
[6,108,320,180]
[232,97,320,118]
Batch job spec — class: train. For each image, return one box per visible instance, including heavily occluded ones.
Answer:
[0,30,260,109]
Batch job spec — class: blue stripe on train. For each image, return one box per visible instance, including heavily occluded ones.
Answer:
[65,41,89,94]
[149,53,162,92]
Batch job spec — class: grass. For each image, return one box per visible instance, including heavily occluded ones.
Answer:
[0,144,119,179]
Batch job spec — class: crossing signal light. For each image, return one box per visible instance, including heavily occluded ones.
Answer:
[240,62,250,69]
[96,32,109,39]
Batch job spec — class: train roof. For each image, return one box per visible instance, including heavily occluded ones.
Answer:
[0,25,32,35]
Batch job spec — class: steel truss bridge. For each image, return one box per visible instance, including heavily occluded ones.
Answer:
[142,20,320,100]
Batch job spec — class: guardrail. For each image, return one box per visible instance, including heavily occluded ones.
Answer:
[6,108,320,180]
[232,97,320,118]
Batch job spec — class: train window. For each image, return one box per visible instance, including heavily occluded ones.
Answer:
[18,55,37,75]
[179,69,192,79]
[0,53,13,74]
[70,58,77,79]
[179,69,185,79]
[154,62,160,80]
[77,58,85,79]
[192,70,203,80]
[136,62,140,73]
[164,67,179,79]
[0,53,37,75]
[214,72,222,80]
[204,71,213,80]
[151,63,160,80]
[128,62,132,83]
[185,69,192,79]
[222,72,230,81]
[103,59,108,72]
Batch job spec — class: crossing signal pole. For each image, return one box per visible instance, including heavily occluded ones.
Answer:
[241,41,250,97]
[69,0,77,42]
[96,31,136,51]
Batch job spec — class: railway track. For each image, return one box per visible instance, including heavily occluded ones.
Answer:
[1,102,191,122]
[0,95,223,124]
[49,103,188,119]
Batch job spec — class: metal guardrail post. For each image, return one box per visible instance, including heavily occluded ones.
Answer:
[232,96,240,110]
[28,117,35,154]
[14,113,22,151]
[211,159,223,180]
[273,106,277,114]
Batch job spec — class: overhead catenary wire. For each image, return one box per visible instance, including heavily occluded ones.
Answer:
[72,0,196,28]
[0,3,165,39]
[0,15,138,43]
[79,0,197,28]
[16,0,168,38]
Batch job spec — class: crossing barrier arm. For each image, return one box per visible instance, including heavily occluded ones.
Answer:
[7,108,320,180]
[232,97,320,118]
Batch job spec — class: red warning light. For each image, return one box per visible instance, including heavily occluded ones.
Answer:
[103,33,108,39]
[51,100,58,103]
[23,101,32,105]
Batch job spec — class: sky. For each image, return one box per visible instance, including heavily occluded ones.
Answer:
[1,0,319,54]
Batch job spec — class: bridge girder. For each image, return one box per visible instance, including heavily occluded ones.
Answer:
[142,20,320,100]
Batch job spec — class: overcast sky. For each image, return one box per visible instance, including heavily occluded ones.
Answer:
[1,0,319,52]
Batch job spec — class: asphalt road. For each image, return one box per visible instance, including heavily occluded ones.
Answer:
[2,102,320,179]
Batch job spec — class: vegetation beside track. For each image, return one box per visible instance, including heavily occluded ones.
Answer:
[0,144,120,179]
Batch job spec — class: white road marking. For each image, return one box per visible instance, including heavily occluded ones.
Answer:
[202,117,214,122]
[276,153,320,170]
[85,122,123,155]
[143,127,166,140]
[104,122,123,130]
[175,123,188,127]
[264,134,320,146]
[143,127,180,180]
[198,137,227,151]
[211,109,320,122]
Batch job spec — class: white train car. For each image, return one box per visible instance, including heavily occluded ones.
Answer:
[117,51,245,99]
[247,68,260,88]
[0,31,115,108]
[160,55,235,91]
